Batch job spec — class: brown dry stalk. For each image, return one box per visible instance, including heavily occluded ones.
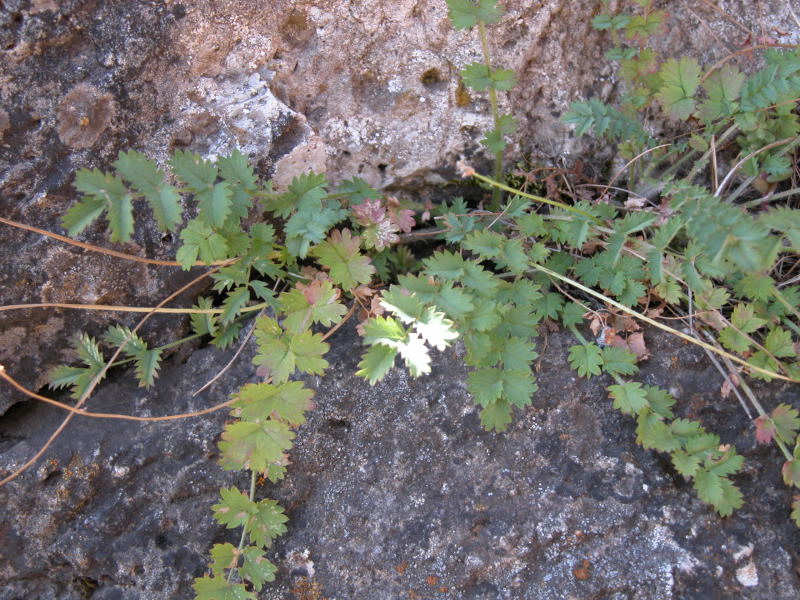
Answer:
[0,215,227,267]
[0,258,238,486]
[0,297,357,483]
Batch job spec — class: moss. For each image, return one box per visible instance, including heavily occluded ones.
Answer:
[420,68,442,85]
[455,78,471,107]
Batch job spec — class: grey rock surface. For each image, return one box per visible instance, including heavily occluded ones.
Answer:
[1,322,798,599]
[2,0,799,412]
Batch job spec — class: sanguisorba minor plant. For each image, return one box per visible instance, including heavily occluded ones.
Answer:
[1,0,798,597]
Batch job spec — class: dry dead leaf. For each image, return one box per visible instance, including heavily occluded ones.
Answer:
[626,332,650,360]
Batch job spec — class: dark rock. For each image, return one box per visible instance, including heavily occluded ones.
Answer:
[1,323,798,599]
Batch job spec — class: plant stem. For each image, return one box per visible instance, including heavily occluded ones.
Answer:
[529,262,798,382]
[469,171,603,223]
[478,20,504,209]
[773,288,800,322]
[227,470,257,583]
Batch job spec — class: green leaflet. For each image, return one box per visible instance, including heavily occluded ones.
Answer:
[461,62,517,92]
[176,219,229,269]
[655,57,701,121]
[279,281,346,334]
[193,576,254,600]
[446,0,503,30]
[65,169,134,242]
[234,382,315,426]
[253,317,330,383]
[467,367,537,431]
[113,150,182,232]
[568,343,603,378]
[47,333,106,400]
[313,229,375,289]
[218,420,295,472]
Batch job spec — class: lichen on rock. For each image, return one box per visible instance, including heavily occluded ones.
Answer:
[55,83,116,149]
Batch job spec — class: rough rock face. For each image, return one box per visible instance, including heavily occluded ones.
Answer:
[1,324,798,599]
[2,0,798,412]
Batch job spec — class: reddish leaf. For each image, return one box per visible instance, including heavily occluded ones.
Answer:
[351,199,385,226]
[754,415,776,444]
[782,458,800,488]
[297,279,340,306]
[391,208,416,233]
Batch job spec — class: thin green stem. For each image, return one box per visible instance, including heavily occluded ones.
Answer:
[773,288,800,322]
[469,171,603,223]
[781,316,800,338]
[227,470,257,583]
[529,262,798,382]
[105,310,259,370]
[106,331,206,369]
[741,186,800,208]
[478,20,503,209]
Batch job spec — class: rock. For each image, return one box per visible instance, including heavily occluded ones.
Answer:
[0,323,797,599]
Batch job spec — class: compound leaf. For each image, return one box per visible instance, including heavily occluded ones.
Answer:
[568,343,603,378]
[608,381,648,415]
[218,420,295,472]
[113,150,182,232]
[656,57,701,120]
[247,499,289,548]
[239,547,277,591]
[446,0,503,29]
[193,576,255,600]
[313,229,375,289]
